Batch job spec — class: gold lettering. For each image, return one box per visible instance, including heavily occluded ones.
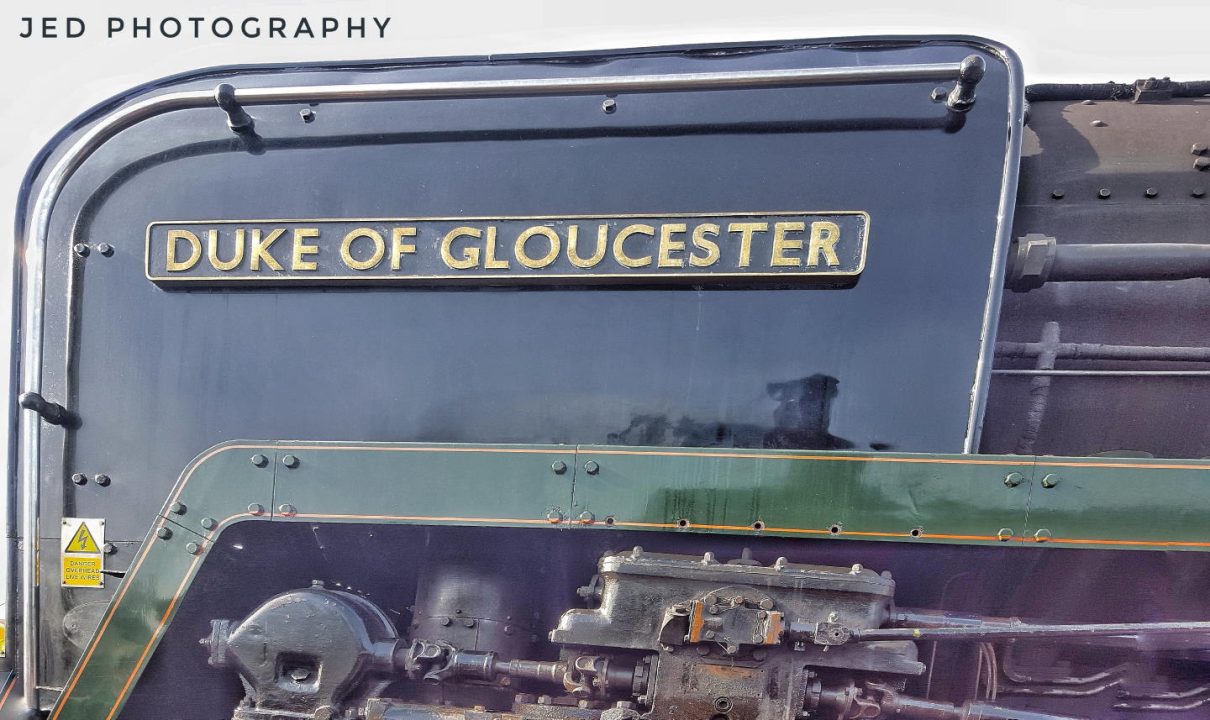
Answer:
[807,221,841,267]
[441,227,481,270]
[727,222,766,268]
[166,229,202,272]
[340,228,385,271]
[613,224,654,268]
[689,223,720,267]
[567,224,607,268]
[249,228,284,271]
[515,226,560,269]
[657,223,687,268]
[391,227,417,270]
[484,227,510,269]
[205,229,243,271]
[292,228,320,271]
[771,221,805,267]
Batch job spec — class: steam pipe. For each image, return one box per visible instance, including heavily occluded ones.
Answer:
[1006,234,1210,291]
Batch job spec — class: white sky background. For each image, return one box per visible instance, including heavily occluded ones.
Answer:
[0,0,1208,588]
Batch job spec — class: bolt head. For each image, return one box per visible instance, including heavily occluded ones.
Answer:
[1041,473,1060,488]
[278,504,297,517]
[551,460,567,475]
[93,473,111,487]
[1003,472,1024,487]
[601,98,617,113]
[997,528,1014,542]
[930,86,948,102]
[156,527,173,540]
[1091,120,1107,127]
[1098,188,1112,199]
[439,616,452,626]
[299,108,315,123]
[1034,529,1052,543]
[578,511,595,525]
[102,542,117,554]
[201,517,217,530]
[72,243,90,257]
[1145,187,1158,198]
[281,454,300,468]
[71,473,88,486]
[546,510,563,524]
[250,454,268,467]
[247,503,265,516]
[584,460,600,475]
[96,243,114,256]
[170,502,187,515]
[1195,157,1210,171]
[185,542,202,555]
[1193,188,1206,198]
[1193,143,1208,156]
[1050,189,1065,200]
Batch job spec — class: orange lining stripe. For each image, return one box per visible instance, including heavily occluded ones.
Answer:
[105,554,202,720]
[0,675,15,710]
[53,441,1210,717]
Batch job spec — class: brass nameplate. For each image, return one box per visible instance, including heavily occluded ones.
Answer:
[145,212,869,285]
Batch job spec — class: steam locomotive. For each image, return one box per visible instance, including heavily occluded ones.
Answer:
[8,35,1210,720]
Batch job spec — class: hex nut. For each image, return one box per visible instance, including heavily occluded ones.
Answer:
[250,454,268,467]
[71,473,88,486]
[584,460,600,475]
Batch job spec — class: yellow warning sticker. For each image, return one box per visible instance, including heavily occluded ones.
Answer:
[61,518,105,588]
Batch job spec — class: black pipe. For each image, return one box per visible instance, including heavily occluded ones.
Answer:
[1049,243,1210,282]
[1026,80,1210,102]
[996,341,1210,363]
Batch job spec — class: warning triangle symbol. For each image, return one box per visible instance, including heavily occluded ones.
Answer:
[66,523,100,554]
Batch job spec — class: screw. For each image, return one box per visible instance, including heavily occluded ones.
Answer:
[601,98,617,114]
[546,510,563,524]
[281,454,300,468]
[584,460,600,475]
[1195,157,1210,171]
[997,528,1014,542]
[1041,473,1060,488]
[930,86,948,102]
[1145,187,1158,198]
[1098,188,1112,199]
[1034,529,1052,543]
[93,473,110,487]
[185,542,202,555]
[170,502,187,515]
[551,460,567,474]
[1050,189,1065,200]
[1091,120,1107,127]
[72,243,90,257]
[278,503,297,517]
[96,243,114,256]
[578,511,595,525]
[299,108,315,123]
[247,503,265,516]
[71,473,88,486]
[1003,472,1024,487]
[102,542,117,554]
[200,517,217,530]
[1193,143,1208,155]
[156,527,173,540]
[250,454,268,467]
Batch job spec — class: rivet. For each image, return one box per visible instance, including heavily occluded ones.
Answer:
[551,460,567,475]
[93,473,110,487]
[1144,187,1158,198]
[1098,188,1112,199]
[247,503,265,516]
[850,563,863,575]
[281,454,300,468]
[1081,99,1096,105]
[1193,143,1208,156]
[578,511,595,525]
[1034,529,1052,543]
[546,510,563,524]
[71,473,88,486]
[299,108,315,123]
[601,98,617,114]
[200,517,217,530]
[102,542,117,554]
[997,528,1014,542]
[96,243,114,257]
[1041,473,1060,488]
[250,454,268,467]
[278,503,297,517]
[1195,157,1210,171]
[72,243,90,257]
[169,502,187,515]
[185,542,202,555]
[1091,119,1107,127]
[156,527,173,540]
[584,460,600,475]
[1003,471,1024,487]
[1050,189,1065,200]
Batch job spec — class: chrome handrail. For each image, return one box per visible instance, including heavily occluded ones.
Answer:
[14,55,983,709]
